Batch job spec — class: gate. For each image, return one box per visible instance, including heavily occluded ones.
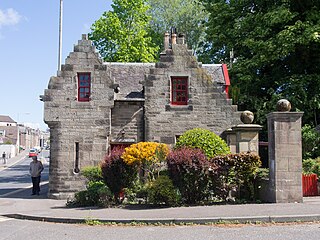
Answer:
[302,174,318,196]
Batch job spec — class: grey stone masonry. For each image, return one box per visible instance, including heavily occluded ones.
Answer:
[43,34,242,199]
[226,124,262,154]
[44,34,115,199]
[267,112,304,203]
[144,42,241,144]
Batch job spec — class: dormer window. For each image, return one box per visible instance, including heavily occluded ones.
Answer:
[171,77,188,105]
[78,73,91,102]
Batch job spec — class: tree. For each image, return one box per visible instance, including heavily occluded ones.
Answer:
[89,0,158,62]
[147,0,208,56]
[202,0,320,134]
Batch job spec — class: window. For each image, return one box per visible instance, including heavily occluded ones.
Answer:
[0,130,4,136]
[171,77,188,105]
[78,73,91,102]
[74,142,80,173]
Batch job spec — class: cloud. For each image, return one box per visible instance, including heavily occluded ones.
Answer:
[0,8,22,28]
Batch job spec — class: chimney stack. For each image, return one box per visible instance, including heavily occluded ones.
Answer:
[164,31,170,50]
[171,33,177,45]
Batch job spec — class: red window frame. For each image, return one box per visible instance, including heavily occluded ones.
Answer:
[78,73,91,102]
[171,77,188,105]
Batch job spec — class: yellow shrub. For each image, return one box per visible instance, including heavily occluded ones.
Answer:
[122,142,169,166]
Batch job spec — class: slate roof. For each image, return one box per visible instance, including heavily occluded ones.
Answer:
[104,63,227,100]
[104,62,153,100]
[202,64,226,85]
[0,115,16,123]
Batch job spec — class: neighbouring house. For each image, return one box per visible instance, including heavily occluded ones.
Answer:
[0,115,18,156]
[0,115,17,144]
[42,33,242,199]
[0,115,43,156]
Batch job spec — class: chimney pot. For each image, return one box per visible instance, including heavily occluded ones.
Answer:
[164,31,170,50]
[172,33,177,45]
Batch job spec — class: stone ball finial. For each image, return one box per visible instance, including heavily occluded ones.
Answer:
[240,110,254,124]
[276,99,291,112]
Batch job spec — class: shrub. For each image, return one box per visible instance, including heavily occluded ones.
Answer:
[101,147,138,203]
[122,142,169,181]
[124,180,149,204]
[67,181,113,207]
[303,158,320,177]
[175,128,230,158]
[147,175,179,206]
[302,124,320,159]
[209,152,262,201]
[81,166,103,182]
[166,147,210,204]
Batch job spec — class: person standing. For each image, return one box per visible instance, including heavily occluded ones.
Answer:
[29,156,44,195]
[2,152,6,164]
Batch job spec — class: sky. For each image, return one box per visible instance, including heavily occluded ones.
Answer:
[0,0,112,131]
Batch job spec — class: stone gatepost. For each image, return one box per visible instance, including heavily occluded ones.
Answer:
[226,110,262,154]
[267,99,303,203]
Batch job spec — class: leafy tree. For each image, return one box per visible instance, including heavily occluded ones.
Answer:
[202,0,320,133]
[89,0,158,62]
[302,124,320,159]
[147,0,208,56]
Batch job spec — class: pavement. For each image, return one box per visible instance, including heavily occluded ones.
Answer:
[0,151,320,225]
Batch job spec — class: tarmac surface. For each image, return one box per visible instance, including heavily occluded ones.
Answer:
[0,150,320,225]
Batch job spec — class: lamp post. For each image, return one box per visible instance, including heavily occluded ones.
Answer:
[58,0,63,71]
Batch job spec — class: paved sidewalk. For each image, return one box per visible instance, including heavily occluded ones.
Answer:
[1,192,320,224]
[0,151,319,224]
[0,149,29,172]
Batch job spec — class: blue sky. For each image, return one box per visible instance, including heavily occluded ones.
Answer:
[0,0,112,130]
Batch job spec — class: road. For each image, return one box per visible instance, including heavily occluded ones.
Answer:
[0,150,49,197]
[0,217,319,240]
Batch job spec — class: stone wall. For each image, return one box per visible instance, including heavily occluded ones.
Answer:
[111,101,144,143]
[44,35,114,199]
[144,43,241,144]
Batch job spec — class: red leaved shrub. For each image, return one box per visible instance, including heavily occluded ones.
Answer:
[166,147,210,204]
[101,147,138,203]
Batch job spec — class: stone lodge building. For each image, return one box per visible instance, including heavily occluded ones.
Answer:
[42,33,242,199]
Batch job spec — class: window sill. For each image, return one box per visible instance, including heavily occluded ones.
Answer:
[165,104,193,111]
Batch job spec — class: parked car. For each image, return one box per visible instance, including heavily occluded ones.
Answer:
[28,149,38,158]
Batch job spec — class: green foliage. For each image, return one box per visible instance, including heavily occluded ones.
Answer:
[175,128,230,159]
[166,147,210,204]
[147,175,179,206]
[147,0,208,56]
[101,147,138,203]
[201,0,320,135]
[89,0,158,62]
[124,179,149,204]
[302,124,320,159]
[303,158,320,177]
[81,166,103,182]
[67,181,113,207]
[209,153,262,201]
